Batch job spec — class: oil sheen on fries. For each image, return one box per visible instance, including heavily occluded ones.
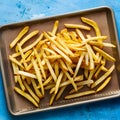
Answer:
[9,17,116,107]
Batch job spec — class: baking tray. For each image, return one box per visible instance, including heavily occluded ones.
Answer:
[0,6,120,116]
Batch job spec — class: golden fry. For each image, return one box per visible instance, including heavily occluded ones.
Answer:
[23,80,40,103]
[91,65,115,88]
[10,26,29,48]
[96,77,111,92]
[14,87,39,107]
[31,79,43,98]
[65,90,95,99]
[93,46,116,62]
[64,23,91,30]
[52,20,59,35]
[31,57,44,96]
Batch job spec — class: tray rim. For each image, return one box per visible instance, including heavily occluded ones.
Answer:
[0,5,120,116]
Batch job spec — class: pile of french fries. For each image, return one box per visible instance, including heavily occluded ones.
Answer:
[9,17,116,107]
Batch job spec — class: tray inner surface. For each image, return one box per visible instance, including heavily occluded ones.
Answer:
[0,7,120,114]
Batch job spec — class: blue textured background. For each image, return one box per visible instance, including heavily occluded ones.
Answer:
[0,0,120,120]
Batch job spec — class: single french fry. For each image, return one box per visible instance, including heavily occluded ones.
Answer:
[86,44,94,70]
[96,77,111,92]
[31,57,44,96]
[52,20,59,35]
[31,79,43,98]
[46,55,62,59]
[23,80,40,103]
[81,17,101,37]
[65,90,95,99]
[64,23,91,30]
[76,29,85,41]
[16,30,39,52]
[56,86,66,100]
[17,43,28,69]
[83,36,107,43]
[91,65,115,88]
[55,71,64,94]
[93,46,116,62]
[85,52,89,66]
[43,52,57,82]
[49,93,56,105]
[14,87,39,107]
[23,33,43,53]
[74,52,85,77]
[34,48,46,80]
[54,61,59,77]
[10,26,29,48]
[17,70,37,79]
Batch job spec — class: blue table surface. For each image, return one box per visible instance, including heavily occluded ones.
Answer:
[0,0,120,120]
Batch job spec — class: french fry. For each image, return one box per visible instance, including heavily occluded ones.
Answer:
[52,20,59,35]
[56,86,66,100]
[81,17,101,37]
[55,71,64,94]
[91,65,115,88]
[93,46,116,62]
[16,30,39,52]
[17,43,28,69]
[31,57,44,96]
[31,79,43,98]
[86,44,94,70]
[23,80,40,103]
[49,93,56,105]
[54,61,59,77]
[17,70,37,79]
[65,90,95,99]
[74,52,85,77]
[23,33,43,53]
[64,23,91,30]
[43,52,57,82]
[76,29,85,41]
[10,26,29,48]
[34,48,46,80]
[14,87,39,107]
[96,77,111,92]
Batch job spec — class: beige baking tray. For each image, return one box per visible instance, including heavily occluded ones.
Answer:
[0,6,120,115]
